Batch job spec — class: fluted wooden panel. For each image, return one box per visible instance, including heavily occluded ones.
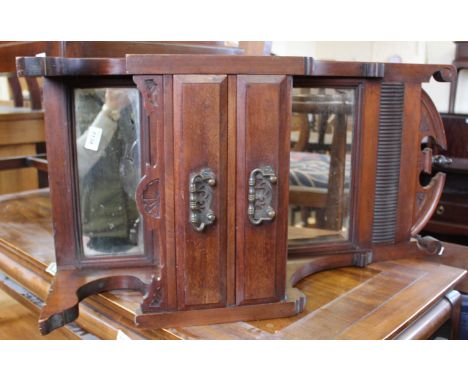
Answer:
[372,83,405,244]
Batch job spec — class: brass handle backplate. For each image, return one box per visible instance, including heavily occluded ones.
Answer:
[248,166,277,225]
[189,168,216,232]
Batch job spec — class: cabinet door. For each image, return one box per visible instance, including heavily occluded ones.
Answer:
[236,75,292,305]
[173,75,228,309]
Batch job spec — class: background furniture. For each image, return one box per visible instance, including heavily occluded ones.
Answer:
[448,42,468,113]
[0,42,270,195]
[424,41,468,245]
[0,189,465,339]
[0,107,45,194]
[425,112,468,243]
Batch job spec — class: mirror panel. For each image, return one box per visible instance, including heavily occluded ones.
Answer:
[288,87,355,246]
[74,87,143,257]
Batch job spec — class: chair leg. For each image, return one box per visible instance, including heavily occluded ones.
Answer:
[7,76,23,107]
[25,77,42,110]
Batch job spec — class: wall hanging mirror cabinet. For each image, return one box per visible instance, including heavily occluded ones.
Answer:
[16,54,454,334]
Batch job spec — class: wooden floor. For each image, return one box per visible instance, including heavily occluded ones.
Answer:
[0,288,76,340]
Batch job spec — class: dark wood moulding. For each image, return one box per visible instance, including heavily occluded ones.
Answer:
[17,55,456,82]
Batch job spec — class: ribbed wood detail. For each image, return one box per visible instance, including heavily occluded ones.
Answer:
[372,83,405,244]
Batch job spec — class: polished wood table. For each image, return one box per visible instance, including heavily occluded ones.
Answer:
[0,189,466,340]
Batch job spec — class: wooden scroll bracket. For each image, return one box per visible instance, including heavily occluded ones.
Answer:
[411,90,448,246]
[287,250,374,288]
[414,235,445,256]
[39,268,158,335]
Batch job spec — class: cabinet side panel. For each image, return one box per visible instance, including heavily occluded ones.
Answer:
[134,74,175,310]
[353,81,380,246]
[236,75,291,305]
[43,79,79,267]
[163,75,177,309]
[395,83,422,242]
[227,75,237,306]
[174,75,228,309]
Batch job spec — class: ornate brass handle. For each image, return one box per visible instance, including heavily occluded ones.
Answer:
[248,166,277,225]
[189,168,216,232]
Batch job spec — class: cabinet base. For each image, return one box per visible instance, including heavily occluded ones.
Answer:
[135,288,305,329]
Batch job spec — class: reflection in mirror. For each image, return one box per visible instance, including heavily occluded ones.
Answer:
[288,87,354,246]
[74,88,143,256]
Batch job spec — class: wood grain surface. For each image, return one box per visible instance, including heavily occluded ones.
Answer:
[0,190,465,339]
[0,287,77,340]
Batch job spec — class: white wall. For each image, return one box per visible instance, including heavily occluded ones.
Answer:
[271,41,468,114]
[272,41,317,57]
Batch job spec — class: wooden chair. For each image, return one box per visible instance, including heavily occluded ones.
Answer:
[0,75,46,194]
[0,107,47,194]
[6,75,42,110]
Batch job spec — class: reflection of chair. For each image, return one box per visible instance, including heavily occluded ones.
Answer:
[0,107,47,194]
[289,91,351,238]
[0,76,46,194]
[6,75,42,110]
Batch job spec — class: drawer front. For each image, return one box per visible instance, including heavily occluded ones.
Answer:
[236,75,291,305]
[432,199,468,226]
[441,113,468,159]
[173,75,228,309]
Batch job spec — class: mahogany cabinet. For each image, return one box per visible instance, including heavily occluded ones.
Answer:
[16,54,456,334]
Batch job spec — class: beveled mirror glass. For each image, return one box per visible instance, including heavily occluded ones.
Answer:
[74,87,143,256]
[288,87,355,245]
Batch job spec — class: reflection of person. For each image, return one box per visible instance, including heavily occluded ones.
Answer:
[76,88,140,254]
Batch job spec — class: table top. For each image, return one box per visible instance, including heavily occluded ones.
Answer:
[0,189,466,339]
[0,106,43,119]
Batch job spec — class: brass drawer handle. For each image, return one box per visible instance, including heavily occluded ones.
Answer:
[248,166,277,225]
[436,205,445,215]
[189,168,216,232]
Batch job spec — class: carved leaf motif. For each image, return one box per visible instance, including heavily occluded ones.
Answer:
[142,179,160,219]
[416,191,425,207]
[420,120,429,132]
[145,79,159,106]
[135,78,160,114]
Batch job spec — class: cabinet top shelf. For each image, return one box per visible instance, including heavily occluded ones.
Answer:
[15,55,455,83]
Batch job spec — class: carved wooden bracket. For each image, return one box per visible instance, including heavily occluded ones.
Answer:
[140,273,164,312]
[411,90,447,236]
[415,235,445,256]
[135,163,161,230]
[39,269,155,335]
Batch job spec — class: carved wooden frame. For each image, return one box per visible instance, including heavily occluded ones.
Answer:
[288,77,366,258]
[17,55,455,334]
